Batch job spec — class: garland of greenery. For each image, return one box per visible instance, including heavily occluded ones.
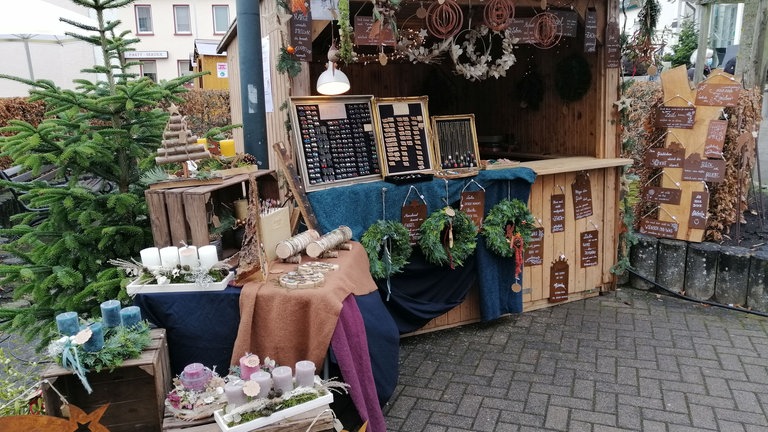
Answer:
[554,53,592,102]
[418,208,477,268]
[337,0,355,64]
[361,220,412,280]
[481,199,536,258]
[276,47,302,77]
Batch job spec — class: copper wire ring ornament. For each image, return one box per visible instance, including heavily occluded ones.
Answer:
[426,0,464,39]
[530,11,562,49]
[483,0,515,32]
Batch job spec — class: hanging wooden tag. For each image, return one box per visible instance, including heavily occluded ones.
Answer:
[460,190,485,228]
[704,120,728,158]
[583,7,597,53]
[551,194,566,233]
[572,173,593,220]
[689,191,709,229]
[580,230,599,268]
[290,9,312,61]
[642,186,682,205]
[524,227,544,266]
[695,82,741,107]
[401,200,427,245]
[644,142,685,168]
[655,106,696,129]
[549,256,569,303]
[682,153,726,182]
[639,217,679,239]
[605,21,621,68]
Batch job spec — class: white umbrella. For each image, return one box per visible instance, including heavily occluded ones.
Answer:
[0,0,98,80]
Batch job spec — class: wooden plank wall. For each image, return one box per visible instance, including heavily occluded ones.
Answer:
[199,56,229,90]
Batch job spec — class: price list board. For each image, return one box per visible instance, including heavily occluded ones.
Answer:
[289,95,382,192]
[373,96,436,177]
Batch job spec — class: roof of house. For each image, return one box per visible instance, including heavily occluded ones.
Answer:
[194,39,226,58]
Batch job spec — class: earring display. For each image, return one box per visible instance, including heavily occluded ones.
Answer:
[373,96,436,179]
[289,95,382,192]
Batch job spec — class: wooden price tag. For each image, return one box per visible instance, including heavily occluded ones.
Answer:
[704,120,728,158]
[639,217,679,239]
[571,173,593,220]
[549,256,569,303]
[655,106,696,129]
[605,21,621,68]
[401,200,427,245]
[551,194,566,233]
[580,230,599,268]
[644,142,685,168]
[460,190,485,229]
[354,16,397,46]
[583,7,597,53]
[524,227,544,266]
[642,186,682,205]
[695,83,741,107]
[689,191,709,229]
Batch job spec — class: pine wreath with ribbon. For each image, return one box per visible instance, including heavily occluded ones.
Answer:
[361,220,412,280]
[481,198,536,257]
[418,207,478,268]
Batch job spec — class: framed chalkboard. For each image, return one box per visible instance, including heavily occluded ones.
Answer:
[289,95,382,192]
[431,114,480,172]
[373,96,436,176]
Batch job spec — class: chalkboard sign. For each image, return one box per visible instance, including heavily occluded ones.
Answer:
[655,106,696,129]
[571,172,593,220]
[605,21,621,68]
[508,12,576,44]
[551,194,566,233]
[431,114,480,171]
[551,9,578,37]
[580,230,599,268]
[704,120,728,158]
[460,190,485,228]
[524,227,544,266]
[289,95,382,192]
[549,256,569,303]
[639,217,679,239]
[508,18,536,44]
[583,7,597,53]
[290,10,312,61]
[689,191,709,229]
[642,186,682,205]
[374,96,435,177]
[682,153,726,183]
[354,16,396,46]
[695,83,742,107]
[401,200,427,245]
[644,144,685,168]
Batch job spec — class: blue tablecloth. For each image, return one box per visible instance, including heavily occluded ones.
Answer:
[308,167,537,324]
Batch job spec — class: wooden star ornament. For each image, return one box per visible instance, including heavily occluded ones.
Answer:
[613,97,633,112]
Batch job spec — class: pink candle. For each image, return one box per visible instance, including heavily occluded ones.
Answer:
[239,353,261,381]
[181,363,211,391]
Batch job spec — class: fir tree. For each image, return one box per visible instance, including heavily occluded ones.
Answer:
[664,19,699,68]
[0,0,197,349]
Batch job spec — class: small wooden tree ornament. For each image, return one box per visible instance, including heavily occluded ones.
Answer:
[155,104,211,169]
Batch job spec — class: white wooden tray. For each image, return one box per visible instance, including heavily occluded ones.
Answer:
[126,271,234,295]
[213,392,333,432]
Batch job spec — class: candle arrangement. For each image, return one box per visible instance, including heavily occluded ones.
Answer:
[166,363,227,420]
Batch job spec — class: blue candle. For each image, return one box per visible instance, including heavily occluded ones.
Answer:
[100,300,121,328]
[120,306,142,328]
[55,311,80,336]
[83,322,104,352]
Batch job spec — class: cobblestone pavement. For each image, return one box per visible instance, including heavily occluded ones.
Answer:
[383,287,768,432]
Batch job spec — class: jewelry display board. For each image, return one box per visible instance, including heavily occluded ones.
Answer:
[289,95,382,192]
[430,114,481,172]
[373,96,436,177]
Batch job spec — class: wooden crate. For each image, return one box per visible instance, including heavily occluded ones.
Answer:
[145,171,279,249]
[42,329,171,432]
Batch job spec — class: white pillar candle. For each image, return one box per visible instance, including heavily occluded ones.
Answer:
[224,381,248,407]
[249,371,272,398]
[159,246,179,268]
[271,366,293,393]
[178,245,198,269]
[198,245,219,270]
[140,247,162,268]
[295,360,316,388]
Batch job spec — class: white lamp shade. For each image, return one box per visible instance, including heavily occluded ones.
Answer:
[316,63,350,95]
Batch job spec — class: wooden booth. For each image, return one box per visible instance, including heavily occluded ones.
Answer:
[218,0,631,328]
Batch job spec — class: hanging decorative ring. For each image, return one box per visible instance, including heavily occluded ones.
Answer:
[361,220,412,280]
[419,207,478,268]
[481,199,536,258]
[530,11,562,49]
[426,0,464,39]
[483,0,515,32]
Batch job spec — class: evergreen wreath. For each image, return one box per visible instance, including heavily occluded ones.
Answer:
[361,220,412,280]
[419,207,478,268]
[481,199,536,258]
[554,53,592,102]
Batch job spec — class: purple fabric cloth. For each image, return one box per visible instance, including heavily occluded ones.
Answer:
[331,295,387,432]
